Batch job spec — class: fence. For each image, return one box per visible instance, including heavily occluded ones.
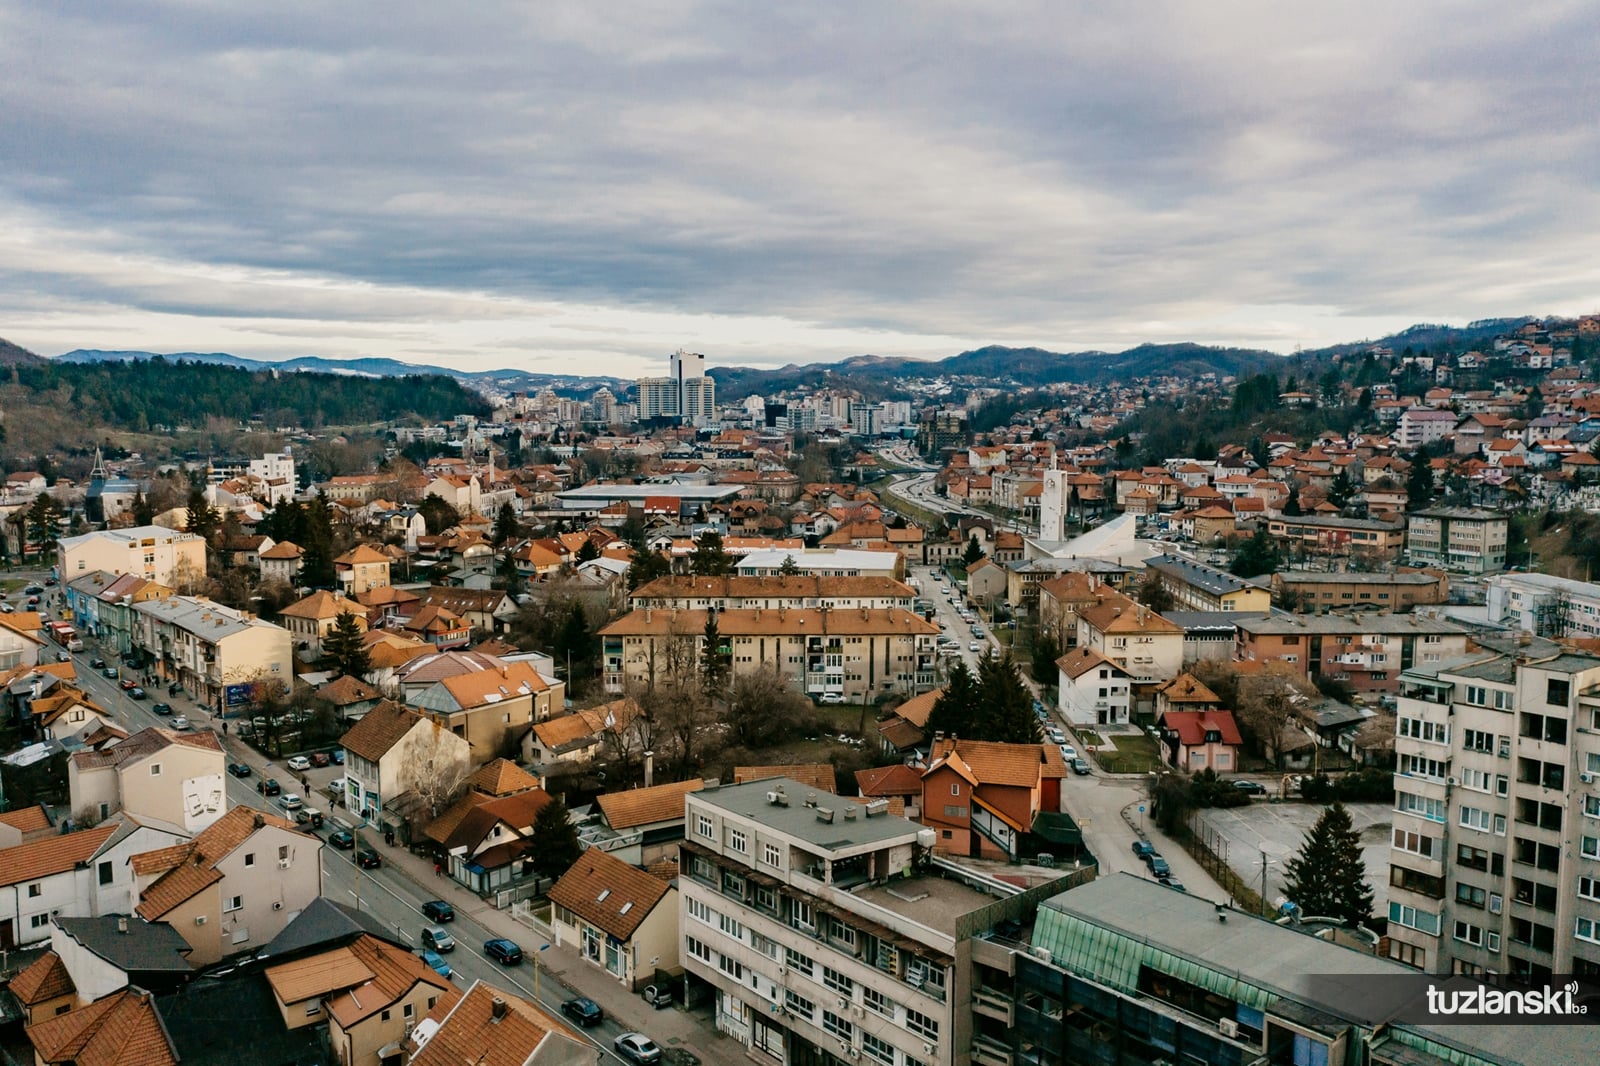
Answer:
[1182,811,1263,916]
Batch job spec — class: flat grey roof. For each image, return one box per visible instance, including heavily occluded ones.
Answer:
[1271,514,1402,531]
[692,777,920,853]
[1039,873,1586,1066]
[852,871,997,935]
[1410,507,1504,521]
[1274,571,1441,586]
[1237,613,1466,636]
[133,596,273,641]
[1147,554,1261,596]
[1161,610,1267,633]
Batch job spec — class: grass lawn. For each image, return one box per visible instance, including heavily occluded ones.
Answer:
[1091,730,1164,774]
[811,704,875,737]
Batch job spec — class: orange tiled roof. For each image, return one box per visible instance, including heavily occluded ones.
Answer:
[25,987,176,1066]
[10,950,74,1005]
[595,779,704,830]
[548,848,673,941]
[0,826,117,889]
[134,805,299,920]
[469,758,541,796]
[408,981,570,1066]
[338,700,424,763]
[926,738,1053,789]
[733,764,836,793]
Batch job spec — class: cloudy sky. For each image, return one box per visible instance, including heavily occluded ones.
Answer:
[2,3,1597,378]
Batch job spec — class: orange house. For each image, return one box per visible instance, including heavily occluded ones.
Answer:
[919,736,1064,860]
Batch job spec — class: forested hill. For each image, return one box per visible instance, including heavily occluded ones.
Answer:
[4,357,489,433]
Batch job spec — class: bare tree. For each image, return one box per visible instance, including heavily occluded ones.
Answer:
[1236,663,1315,768]
[726,666,814,748]
[597,696,655,783]
[398,719,472,822]
[636,622,719,777]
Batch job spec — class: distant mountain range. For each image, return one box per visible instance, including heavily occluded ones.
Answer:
[0,314,1545,403]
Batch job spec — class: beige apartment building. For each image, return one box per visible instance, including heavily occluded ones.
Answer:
[1405,507,1510,574]
[629,574,917,612]
[410,661,558,764]
[132,805,324,966]
[599,607,939,701]
[333,543,392,596]
[68,727,227,832]
[131,596,294,712]
[57,526,207,589]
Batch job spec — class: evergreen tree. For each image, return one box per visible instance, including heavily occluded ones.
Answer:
[1327,470,1355,508]
[24,493,63,559]
[185,486,220,542]
[627,547,672,592]
[1281,802,1374,926]
[925,659,980,739]
[777,554,801,576]
[700,610,730,692]
[322,610,372,678]
[300,493,337,588]
[131,489,154,526]
[1282,486,1303,517]
[977,653,1041,744]
[417,493,460,535]
[492,502,519,546]
[1405,457,1435,511]
[552,601,597,690]
[1029,626,1061,686]
[689,529,735,576]
[1229,529,1282,578]
[530,796,584,881]
[963,535,984,566]
[575,538,601,563]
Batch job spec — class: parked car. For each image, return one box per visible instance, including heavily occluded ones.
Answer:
[330,749,345,765]
[258,778,282,797]
[1233,780,1268,796]
[1058,743,1077,760]
[286,755,312,772]
[355,845,382,869]
[421,899,455,922]
[613,1034,663,1066]
[1131,840,1155,859]
[128,687,146,700]
[817,692,844,705]
[1071,757,1092,776]
[151,702,173,716]
[561,997,604,1027]
[484,938,523,965]
[89,657,106,669]
[279,793,304,812]
[170,716,189,730]
[295,807,323,829]
[309,751,331,768]
[227,762,252,778]
[420,949,452,979]
[1147,854,1171,878]
[642,984,674,1009]
[968,642,980,652]
[328,830,355,850]
[421,926,456,953]
[119,678,137,691]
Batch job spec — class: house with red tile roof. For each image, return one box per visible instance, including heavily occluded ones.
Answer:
[919,736,1065,860]
[1157,709,1244,773]
[548,847,677,991]
[407,978,589,1066]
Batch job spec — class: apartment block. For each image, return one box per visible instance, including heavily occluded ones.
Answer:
[680,777,1021,1066]
[1271,570,1449,613]
[1388,636,1600,977]
[1405,507,1509,575]
[131,597,294,712]
[57,526,207,589]
[1485,571,1600,638]
[1233,613,1472,695]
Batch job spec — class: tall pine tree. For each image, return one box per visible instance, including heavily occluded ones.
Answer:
[322,610,372,679]
[1281,802,1374,926]
[925,660,979,739]
[976,652,1041,744]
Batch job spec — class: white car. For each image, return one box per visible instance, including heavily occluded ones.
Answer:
[286,755,312,771]
[818,693,844,705]
[279,793,304,811]
[1059,744,1077,760]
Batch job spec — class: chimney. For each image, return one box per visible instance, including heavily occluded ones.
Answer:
[643,750,655,788]
[253,813,264,829]
[117,916,129,934]
[491,997,508,1021]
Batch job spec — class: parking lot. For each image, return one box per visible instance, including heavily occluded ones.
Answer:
[1197,801,1392,913]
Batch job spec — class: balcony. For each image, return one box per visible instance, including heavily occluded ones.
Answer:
[971,1035,1012,1066]
[972,987,1014,1026]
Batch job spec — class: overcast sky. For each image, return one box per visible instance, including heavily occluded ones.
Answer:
[2,3,1597,378]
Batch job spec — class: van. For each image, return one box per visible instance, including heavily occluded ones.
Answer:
[66,639,84,652]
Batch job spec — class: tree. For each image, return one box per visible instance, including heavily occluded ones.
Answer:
[925,659,979,739]
[1405,457,1435,511]
[575,538,601,564]
[24,492,63,559]
[1236,664,1311,767]
[1029,625,1061,686]
[185,486,221,542]
[1281,802,1374,926]
[552,601,599,693]
[131,489,154,526]
[700,611,730,692]
[1229,529,1282,578]
[777,554,801,576]
[1281,486,1304,517]
[299,493,338,589]
[1326,470,1356,508]
[398,719,470,823]
[627,547,672,592]
[963,535,984,566]
[1135,570,1174,614]
[322,610,372,679]
[726,666,815,747]
[531,796,585,881]
[688,530,735,576]
[976,653,1041,744]
[492,502,519,547]
[418,493,460,536]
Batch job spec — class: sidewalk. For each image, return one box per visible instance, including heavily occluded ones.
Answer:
[376,837,744,1066]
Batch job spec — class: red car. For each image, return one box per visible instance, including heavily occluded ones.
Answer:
[309,751,331,768]
[120,679,137,691]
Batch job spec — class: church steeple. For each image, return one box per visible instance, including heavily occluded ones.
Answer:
[89,445,107,481]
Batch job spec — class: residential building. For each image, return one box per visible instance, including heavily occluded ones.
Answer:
[589,778,705,867]
[278,589,369,659]
[57,525,207,589]
[1233,612,1472,694]
[407,978,596,1066]
[1271,569,1449,613]
[412,586,519,635]
[131,596,294,712]
[1157,708,1243,772]
[68,726,227,831]
[636,348,717,426]
[1054,646,1132,727]
[1389,636,1600,977]
[630,574,916,612]
[679,777,1016,1066]
[424,775,553,895]
[411,659,558,763]
[91,573,174,658]
[1486,571,1600,638]
[736,548,903,578]
[333,543,392,595]
[1406,507,1510,574]
[548,847,678,990]
[25,987,176,1066]
[0,827,117,948]
[1075,594,1184,689]
[920,737,1066,860]
[1007,872,1581,1066]
[875,687,940,756]
[338,700,472,833]
[1397,406,1459,449]
[1264,514,1405,563]
[525,699,644,774]
[248,451,298,505]
[258,539,305,585]
[599,607,939,702]
[1144,554,1271,613]
[131,805,324,966]
[30,685,116,744]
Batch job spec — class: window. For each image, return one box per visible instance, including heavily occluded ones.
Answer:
[1393,828,1438,859]
[1578,917,1600,945]
[1459,768,1493,793]
[785,947,814,977]
[755,885,779,913]
[950,783,961,796]
[1579,875,1600,902]
[27,884,40,899]
[906,1006,939,1040]
[1460,807,1494,833]
[729,828,747,854]
[279,845,289,862]
[863,986,894,1018]
[752,933,781,960]
[381,1009,392,1022]
[822,1009,854,1040]
[823,965,854,995]
[697,814,714,839]
[1454,920,1485,947]
[1399,718,1449,744]
[1456,844,1489,871]
[1397,791,1446,823]
[225,895,242,912]
[1462,729,1496,754]
[687,936,713,964]
[1585,795,1600,820]
[244,853,255,868]
[97,861,113,886]
[1455,883,1487,909]
[305,1004,321,1017]
[718,912,744,940]
[687,897,712,925]
[717,954,745,981]
[1388,902,1441,935]
[944,805,968,818]
[1548,678,1571,706]
[785,991,815,1019]
[791,899,814,931]
[1583,836,1600,860]
[1400,754,1447,780]
[30,914,49,929]
[862,1033,895,1066]
[150,763,162,777]
[763,843,781,868]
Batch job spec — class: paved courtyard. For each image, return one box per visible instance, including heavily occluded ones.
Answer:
[1197,801,1391,916]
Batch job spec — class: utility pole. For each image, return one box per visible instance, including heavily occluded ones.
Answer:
[1260,848,1270,917]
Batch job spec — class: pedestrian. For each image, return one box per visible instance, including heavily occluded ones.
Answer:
[433,861,441,877]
